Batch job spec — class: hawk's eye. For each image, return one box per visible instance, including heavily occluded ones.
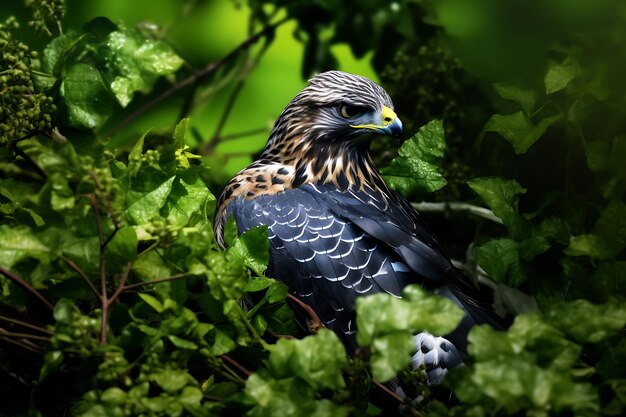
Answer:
[339,104,366,118]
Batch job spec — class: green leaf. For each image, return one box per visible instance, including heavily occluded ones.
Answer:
[161,167,213,228]
[0,225,52,268]
[40,351,63,382]
[267,329,347,390]
[49,173,75,212]
[139,293,164,313]
[483,111,562,154]
[594,200,626,257]
[475,238,526,287]
[104,28,183,107]
[544,53,580,94]
[167,335,198,350]
[122,176,176,225]
[226,225,269,277]
[370,332,415,382]
[245,371,350,417]
[493,82,537,115]
[381,119,447,197]
[106,226,138,265]
[467,176,530,238]
[149,368,195,393]
[564,234,613,260]
[60,63,114,130]
[546,299,626,343]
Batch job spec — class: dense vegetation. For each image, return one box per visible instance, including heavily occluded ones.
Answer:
[1,1,625,416]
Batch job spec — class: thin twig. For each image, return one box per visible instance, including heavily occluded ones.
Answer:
[121,273,189,291]
[105,17,288,137]
[107,262,132,306]
[205,79,246,153]
[372,379,405,404]
[411,202,503,224]
[0,335,43,354]
[86,194,108,344]
[0,315,53,335]
[221,354,252,377]
[286,294,324,330]
[0,328,50,342]
[59,255,101,300]
[10,141,47,180]
[0,266,53,311]
[218,127,269,141]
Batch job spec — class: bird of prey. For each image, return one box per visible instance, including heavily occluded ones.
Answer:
[214,70,504,385]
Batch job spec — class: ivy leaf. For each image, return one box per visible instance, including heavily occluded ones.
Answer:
[226,225,269,277]
[381,120,447,197]
[103,28,184,107]
[493,82,537,115]
[546,299,626,344]
[0,225,52,268]
[475,238,526,287]
[122,176,176,225]
[267,329,347,390]
[245,371,350,417]
[545,52,581,94]
[483,111,562,154]
[564,234,613,260]
[370,332,416,382]
[468,176,530,238]
[60,63,114,130]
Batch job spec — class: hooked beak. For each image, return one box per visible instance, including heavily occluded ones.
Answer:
[350,105,404,140]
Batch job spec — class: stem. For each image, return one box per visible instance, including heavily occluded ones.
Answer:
[221,354,252,377]
[0,328,50,342]
[218,127,269,141]
[122,273,189,291]
[86,194,108,345]
[105,17,288,137]
[0,335,43,354]
[59,255,101,300]
[0,266,53,311]
[11,141,47,180]
[411,202,503,224]
[107,262,132,306]
[205,79,246,153]
[286,294,324,331]
[0,315,53,335]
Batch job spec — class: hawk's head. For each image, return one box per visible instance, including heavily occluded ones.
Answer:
[261,71,403,162]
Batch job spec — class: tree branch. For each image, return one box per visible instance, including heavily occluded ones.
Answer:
[10,141,47,180]
[121,273,189,291]
[0,314,53,335]
[411,202,503,224]
[85,194,109,344]
[221,354,252,377]
[107,262,132,307]
[59,255,101,300]
[286,294,324,331]
[0,266,53,311]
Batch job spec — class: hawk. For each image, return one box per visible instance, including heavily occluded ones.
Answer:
[214,70,503,384]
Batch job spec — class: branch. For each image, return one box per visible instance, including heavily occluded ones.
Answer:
[0,335,43,354]
[121,273,189,291]
[85,194,109,344]
[221,354,252,377]
[107,262,132,307]
[59,255,101,300]
[205,79,246,153]
[0,314,53,335]
[0,328,50,342]
[371,379,422,417]
[411,202,503,224]
[0,266,53,311]
[11,141,47,180]
[105,17,289,137]
[286,294,324,331]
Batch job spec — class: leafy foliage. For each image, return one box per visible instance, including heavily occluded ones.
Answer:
[2,0,626,416]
